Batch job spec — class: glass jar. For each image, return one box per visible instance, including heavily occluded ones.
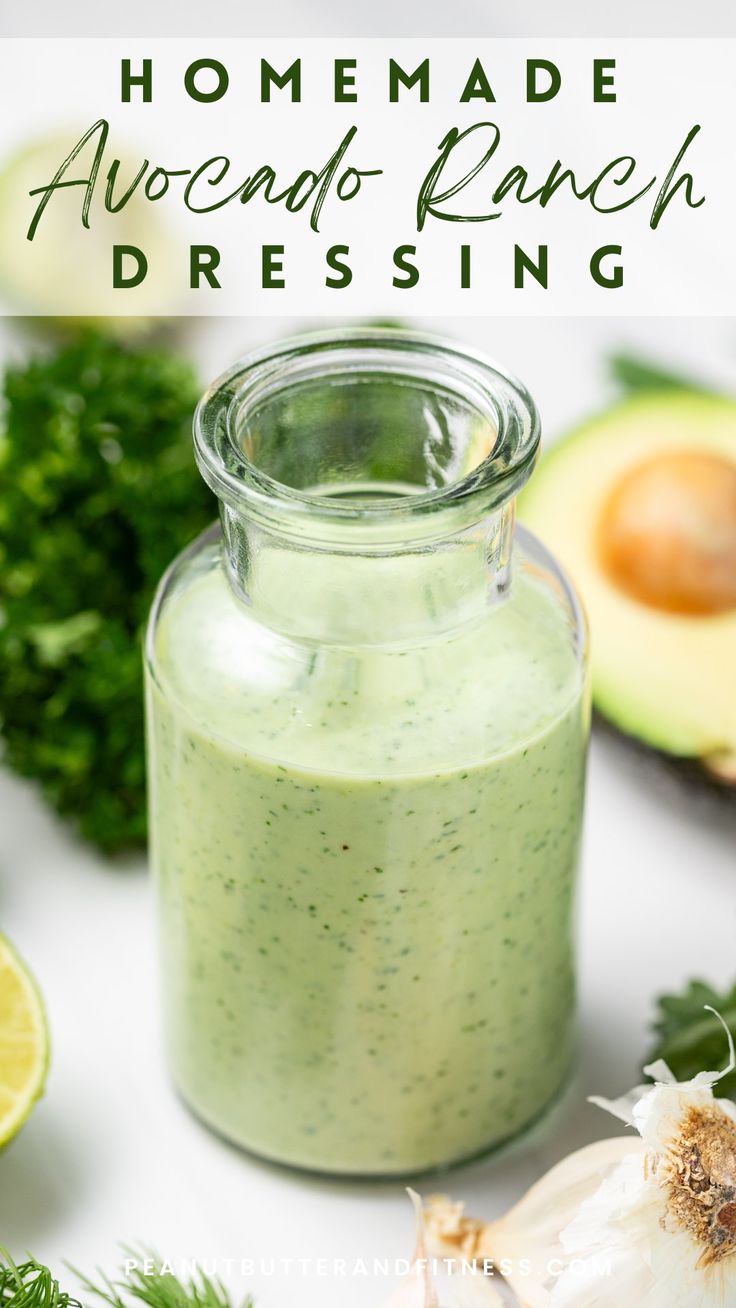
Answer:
[145,328,589,1177]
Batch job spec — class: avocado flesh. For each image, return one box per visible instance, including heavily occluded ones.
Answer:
[519,391,736,782]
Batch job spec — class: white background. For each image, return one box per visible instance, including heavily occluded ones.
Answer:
[2,0,736,37]
[0,310,735,1305]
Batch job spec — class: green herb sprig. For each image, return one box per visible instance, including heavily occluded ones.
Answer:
[76,1253,253,1308]
[0,1252,82,1308]
[646,979,736,1098]
[0,1253,253,1308]
[608,352,711,394]
[0,333,213,851]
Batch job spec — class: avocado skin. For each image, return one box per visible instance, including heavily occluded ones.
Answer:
[594,711,736,812]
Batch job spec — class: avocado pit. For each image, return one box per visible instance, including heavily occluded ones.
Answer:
[597,450,736,617]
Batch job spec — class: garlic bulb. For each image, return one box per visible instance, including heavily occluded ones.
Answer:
[426,1137,641,1307]
[425,1013,736,1308]
[383,1189,504,1307]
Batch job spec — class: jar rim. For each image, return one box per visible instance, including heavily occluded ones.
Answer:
[193,327,540,539]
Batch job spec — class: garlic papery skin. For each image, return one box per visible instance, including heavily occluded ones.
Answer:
[426,1137,642,1308]
[556,1047,736,1308]
[512,1033,735,1307]
[383,1189,504,1308]
[425,1029,736,1307]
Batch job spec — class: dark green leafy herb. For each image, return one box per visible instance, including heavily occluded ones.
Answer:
[646,979,736,1098]
[0,333,213,851]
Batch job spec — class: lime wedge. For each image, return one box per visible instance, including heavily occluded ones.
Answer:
[0,933,49,1147]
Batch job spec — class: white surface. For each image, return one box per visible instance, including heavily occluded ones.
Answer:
[1,315,735,1306]
[3,0,736,37]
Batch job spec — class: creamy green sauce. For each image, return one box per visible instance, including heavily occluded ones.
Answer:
[147,541,587,1174]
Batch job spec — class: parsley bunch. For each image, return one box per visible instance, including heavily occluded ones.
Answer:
[0,332,213,851]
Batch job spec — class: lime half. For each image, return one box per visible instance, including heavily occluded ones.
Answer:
[0,934,49,1146]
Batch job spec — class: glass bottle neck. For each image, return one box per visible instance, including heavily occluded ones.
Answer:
[219,499,516,645]
[194,329,540,645]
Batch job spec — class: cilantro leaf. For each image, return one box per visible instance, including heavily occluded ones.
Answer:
[646,979,736,1097]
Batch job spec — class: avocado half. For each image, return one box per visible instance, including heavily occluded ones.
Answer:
[520,390,736,788]
[0,133,180,331]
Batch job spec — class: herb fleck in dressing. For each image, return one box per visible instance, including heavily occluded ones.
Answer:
[147,548,586,1175]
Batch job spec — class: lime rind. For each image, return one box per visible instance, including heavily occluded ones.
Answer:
[0,933,50,1148]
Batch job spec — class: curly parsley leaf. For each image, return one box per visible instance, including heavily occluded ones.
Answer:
[0,332,214,852]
